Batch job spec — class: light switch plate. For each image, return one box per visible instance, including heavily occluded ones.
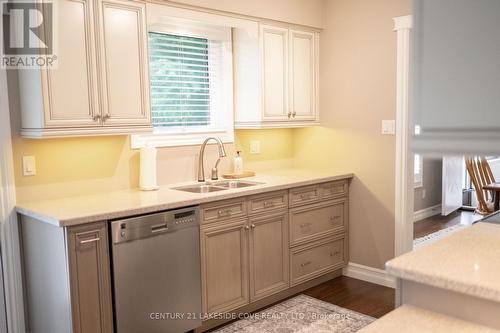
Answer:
[23,156,36,176]
[250,140,261,154]
[381,120,396,135]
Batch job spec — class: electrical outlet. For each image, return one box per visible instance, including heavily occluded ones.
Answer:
[250,140,261,154]
[23,156,36,176]
[381,120,396,135]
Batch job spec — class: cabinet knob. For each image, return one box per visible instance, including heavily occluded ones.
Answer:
[292,111,296,117]
[244,225,250,230]
[102,113,111,121]
[287,112,291,119]
[251,224,256,229]
[92,114,101,121]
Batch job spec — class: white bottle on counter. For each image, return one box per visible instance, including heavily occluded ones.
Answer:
[234,151,243,175]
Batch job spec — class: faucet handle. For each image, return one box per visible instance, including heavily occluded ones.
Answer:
[211,167,219,180]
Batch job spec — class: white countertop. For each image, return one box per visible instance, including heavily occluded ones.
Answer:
[16,169,353,227]
[386,222,500,303]
[359,304,499,333]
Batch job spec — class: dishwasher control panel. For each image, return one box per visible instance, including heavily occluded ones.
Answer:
[174,210,197,225]
[111,206,199,244]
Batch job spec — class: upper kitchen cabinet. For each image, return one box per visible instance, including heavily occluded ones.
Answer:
[261,25,289,121]
[412,0,500,154]
[96,0,150,127]
[234,23,319,128]
[18,0,151,138]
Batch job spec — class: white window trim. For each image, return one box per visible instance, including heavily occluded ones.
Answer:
[131,16,234,149]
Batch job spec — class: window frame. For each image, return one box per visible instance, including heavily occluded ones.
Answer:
[131,19,234,148]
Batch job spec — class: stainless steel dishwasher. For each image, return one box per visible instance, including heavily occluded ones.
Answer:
[110,206,201,333]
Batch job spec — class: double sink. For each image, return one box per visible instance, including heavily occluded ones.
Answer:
[173,180,263,193]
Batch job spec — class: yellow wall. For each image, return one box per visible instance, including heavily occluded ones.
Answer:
[293,0,410,269]
[11,129,294,202]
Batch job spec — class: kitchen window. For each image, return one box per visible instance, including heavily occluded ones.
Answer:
[131,21,234,148]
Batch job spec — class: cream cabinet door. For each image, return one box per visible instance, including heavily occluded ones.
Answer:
[42,0,100,128]
[201,219,249,314]
[289,30,317,121]
[97,0,151,127]
[249,211,289,301]
[260,25,289,121]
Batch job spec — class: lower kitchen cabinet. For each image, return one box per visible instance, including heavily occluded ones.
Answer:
[201,219,250,313]
[200,210,290,312]
[290,234,347,286]
[20,218,113,333]
[67,222,114,333]
[249,211,289,301]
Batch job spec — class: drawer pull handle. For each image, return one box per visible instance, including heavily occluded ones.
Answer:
[218,209,232,217]
[300,222,312,228]
[300,194,311,200]
[330,251,340,257]
[263,201,274,208]
[300,261,312,267]
[79,237,100,244]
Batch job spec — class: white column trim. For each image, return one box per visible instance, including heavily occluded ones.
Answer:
[0,68,26,332]
[393,15,414,257]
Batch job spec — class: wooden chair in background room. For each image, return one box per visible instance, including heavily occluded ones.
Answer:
[465,157,496,214]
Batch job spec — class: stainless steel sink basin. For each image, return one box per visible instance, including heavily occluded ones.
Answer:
[172,180,263,193]
[213,180,264,189]
[172,184,227,193]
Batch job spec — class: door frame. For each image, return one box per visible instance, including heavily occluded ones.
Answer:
[393,15,414,256]
[0,67,26,332]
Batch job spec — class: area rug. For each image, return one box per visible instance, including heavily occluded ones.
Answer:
[213,294,375,333]
[413,224,469,249]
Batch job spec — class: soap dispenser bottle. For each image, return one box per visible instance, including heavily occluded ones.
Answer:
[234,151,243,175]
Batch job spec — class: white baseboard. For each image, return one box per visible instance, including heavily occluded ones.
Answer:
[342,262,396,289]
[413,204,442,222]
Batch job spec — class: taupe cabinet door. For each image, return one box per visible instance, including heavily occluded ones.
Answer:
[67,222,113,333]
[201,219,250,313]
[97,0,151,126]
[249,211,289,301]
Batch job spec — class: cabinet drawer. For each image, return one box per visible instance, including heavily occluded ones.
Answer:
[289,185,321,207]
[201,198,247,224]
[320,180,348,199]
[290,236,346,286]
[290,199,347,246]
[248,191,288,216]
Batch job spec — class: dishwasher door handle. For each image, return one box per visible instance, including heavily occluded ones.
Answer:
[151,224,169,234]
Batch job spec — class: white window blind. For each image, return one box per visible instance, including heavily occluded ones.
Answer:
[148,32,214,129]
[132,18,234,149]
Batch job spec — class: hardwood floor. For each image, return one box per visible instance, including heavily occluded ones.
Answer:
[303,276,395,319]
[413,210,482,239]
[209,276,394,332]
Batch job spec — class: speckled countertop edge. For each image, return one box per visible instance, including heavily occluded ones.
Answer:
[16,171,353,227]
